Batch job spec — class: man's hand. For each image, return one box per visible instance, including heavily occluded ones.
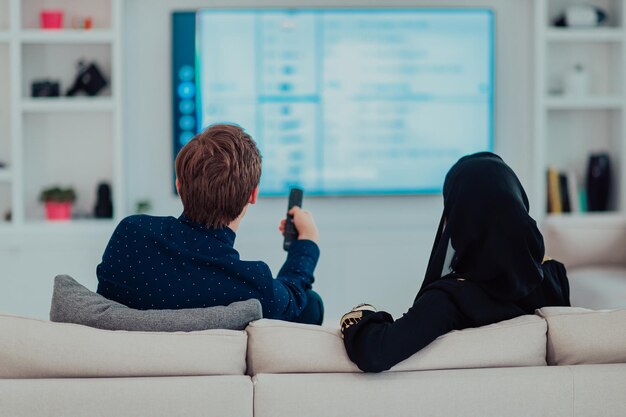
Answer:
[279,207,320,245]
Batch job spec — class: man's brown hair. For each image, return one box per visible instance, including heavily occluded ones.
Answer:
[175,124,262,228]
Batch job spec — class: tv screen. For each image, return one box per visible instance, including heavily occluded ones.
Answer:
[172,8,494,195]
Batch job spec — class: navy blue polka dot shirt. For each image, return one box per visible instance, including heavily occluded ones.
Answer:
[96,214,320,321]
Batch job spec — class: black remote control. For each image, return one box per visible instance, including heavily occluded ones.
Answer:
[283,188,303,251]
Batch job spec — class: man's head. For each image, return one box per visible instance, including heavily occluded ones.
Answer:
[175,124,262,228]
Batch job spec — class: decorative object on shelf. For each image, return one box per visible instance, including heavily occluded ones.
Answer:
[547,168,582,215]
[566,171,580,213]
[66,61,108,97]
[563,64,590,97]
[39,186,76,221]
[31,79,61,97]
[586,153,611,212]
[553,5,607,27]
[94,182,113,218]
[40,10,64,29]
[71,16,93,30]
[547,167,563,214]
[0,161,6,168]
[135,199,153,214]
[3,209,10,222]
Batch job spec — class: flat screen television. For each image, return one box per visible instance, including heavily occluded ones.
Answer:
[172,8,494,196]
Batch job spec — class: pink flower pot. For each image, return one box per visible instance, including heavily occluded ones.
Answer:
[45,201,72,221]
[40,10,64,29]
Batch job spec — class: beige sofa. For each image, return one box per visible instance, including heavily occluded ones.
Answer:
[543,216,626,310]
[1,307,625,417]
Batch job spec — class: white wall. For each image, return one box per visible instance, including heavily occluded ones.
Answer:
[123,0,534,322]
[0,0,534,322]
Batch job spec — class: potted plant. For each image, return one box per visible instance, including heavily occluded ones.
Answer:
[39,186,76,221]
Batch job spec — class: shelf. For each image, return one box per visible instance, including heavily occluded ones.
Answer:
[545,28,625,42]
[20,219,117,233]
[0,169,12,182]
[0,31,9,42]
[19,29,114,44]
[543,212,626,228]
[545,96,624,110]
[0,223,15,231]
[0,220,117,242]
[20,97,114,112]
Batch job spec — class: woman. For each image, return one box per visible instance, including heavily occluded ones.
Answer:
[341,152,570,373]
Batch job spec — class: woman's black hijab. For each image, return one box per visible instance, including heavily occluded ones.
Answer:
[418,152,545,302]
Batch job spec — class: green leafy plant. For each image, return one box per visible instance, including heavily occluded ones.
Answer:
[135,199,153,214]
[39,186,77,203]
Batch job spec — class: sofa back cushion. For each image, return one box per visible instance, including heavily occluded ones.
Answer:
[537,307,626,365]
[246,315,547,374]
[0,313,248,378]
[51,275,262,331]
[543,218,626,268]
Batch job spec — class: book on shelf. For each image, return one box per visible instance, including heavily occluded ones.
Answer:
[566,171,580,213]
[547,167,582,215]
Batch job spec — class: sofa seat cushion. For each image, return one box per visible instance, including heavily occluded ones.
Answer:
[0,313,248,378]
[0,376,253,417]
[253,367,573,417]
[537,307,626,366]
[246,315,547,374]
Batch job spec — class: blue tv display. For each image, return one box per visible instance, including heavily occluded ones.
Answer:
[172,8,494,196]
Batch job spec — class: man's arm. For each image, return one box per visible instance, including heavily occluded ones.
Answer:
[264,207,321,320]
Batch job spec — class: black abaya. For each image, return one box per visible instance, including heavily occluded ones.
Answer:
[342,153,571,373]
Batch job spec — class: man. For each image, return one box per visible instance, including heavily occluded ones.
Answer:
[97,124,323,324]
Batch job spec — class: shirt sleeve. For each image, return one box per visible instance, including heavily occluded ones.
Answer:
[263,239,320,321]
[342,288,470,373]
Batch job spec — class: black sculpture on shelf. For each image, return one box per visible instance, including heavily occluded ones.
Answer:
[66,61,108,97]
[94,182,113,219]
[586,153,611,212]
[31,79,61,97]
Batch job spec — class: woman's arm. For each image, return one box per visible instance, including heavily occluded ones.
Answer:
[342,289,470,373]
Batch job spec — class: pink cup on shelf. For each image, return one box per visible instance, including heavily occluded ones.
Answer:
[40,10,64,29]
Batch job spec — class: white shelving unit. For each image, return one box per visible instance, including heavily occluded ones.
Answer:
[0,7,10,225]
[0,170,12,181]
[0,0,123,232]
[20,97,115,113]
[19,28,114,43]
[545,27,625,41]
[545,96,624,109]
[533,0,626,225]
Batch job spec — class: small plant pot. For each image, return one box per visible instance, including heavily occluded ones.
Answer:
[45,201,72,221]
[40,10,64,29]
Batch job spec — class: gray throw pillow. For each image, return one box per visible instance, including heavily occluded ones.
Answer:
[50,275,262,331]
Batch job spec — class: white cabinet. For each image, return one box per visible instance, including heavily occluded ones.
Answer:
[533,0,626,227]
[0,0,123,231]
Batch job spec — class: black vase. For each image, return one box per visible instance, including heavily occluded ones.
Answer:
[586,153,611,212]
[94,182,113,218]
